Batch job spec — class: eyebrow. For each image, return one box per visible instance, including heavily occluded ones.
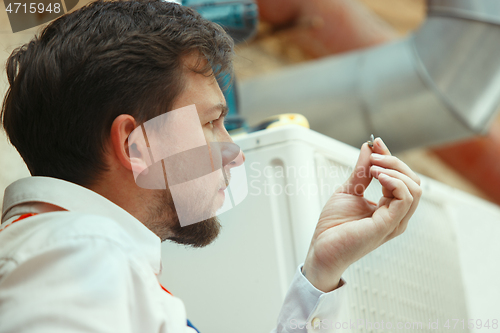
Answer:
[206,103,229,119]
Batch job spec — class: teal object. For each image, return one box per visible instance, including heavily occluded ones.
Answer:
[182,0,258,43]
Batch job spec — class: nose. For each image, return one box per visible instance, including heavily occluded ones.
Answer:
[228,150,245,169]
[219,142,244,169]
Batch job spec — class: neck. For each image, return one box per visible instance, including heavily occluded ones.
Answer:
[89,169,149,224]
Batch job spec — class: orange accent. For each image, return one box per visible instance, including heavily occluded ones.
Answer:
[13,213,38,222]
[160,283,173,296]
[0,213,38,234]
[432,118,500,205]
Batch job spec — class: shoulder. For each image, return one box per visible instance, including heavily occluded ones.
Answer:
[0,211,156,292]
[47,211,134,244]
[0,214,164,333]
[0,211,138,263]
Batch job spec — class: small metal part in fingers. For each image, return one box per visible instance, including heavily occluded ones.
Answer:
[367,134,375,148]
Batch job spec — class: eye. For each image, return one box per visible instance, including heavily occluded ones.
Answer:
[206,114,225,127]
[207,118,219,126]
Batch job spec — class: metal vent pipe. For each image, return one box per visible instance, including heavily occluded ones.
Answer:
[238,0,500,152]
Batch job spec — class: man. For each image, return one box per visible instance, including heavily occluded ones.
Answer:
[0,1,422,332]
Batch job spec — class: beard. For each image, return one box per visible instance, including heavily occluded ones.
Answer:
[147,188,222,247]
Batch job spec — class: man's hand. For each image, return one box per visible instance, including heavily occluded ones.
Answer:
[302,138,422,292]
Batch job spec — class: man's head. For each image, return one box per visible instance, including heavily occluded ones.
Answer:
[1,0,242,247]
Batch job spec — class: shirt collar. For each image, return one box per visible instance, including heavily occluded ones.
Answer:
[2,176,162,274]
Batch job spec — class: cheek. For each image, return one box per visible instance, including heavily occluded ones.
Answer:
[202,127,216,142]
[214,123,232,141]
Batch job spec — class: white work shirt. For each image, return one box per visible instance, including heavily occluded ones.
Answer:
[0,177,346,332]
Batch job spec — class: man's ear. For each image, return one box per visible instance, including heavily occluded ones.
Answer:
[110,115,150,177]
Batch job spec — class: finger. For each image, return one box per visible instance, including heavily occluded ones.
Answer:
[379,182,394,199]
[372,172,413,230]
[371,166,422,237]
[371,137,391,156]
[369,164,393,198]
[370,166,421,201]
[370,154,421,185]
[367,138,394,197]
[337,142,373,196]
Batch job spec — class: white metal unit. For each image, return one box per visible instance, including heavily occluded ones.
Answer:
[160,125,500,333]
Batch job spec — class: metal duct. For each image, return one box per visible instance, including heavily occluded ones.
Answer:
[238,0,500,152]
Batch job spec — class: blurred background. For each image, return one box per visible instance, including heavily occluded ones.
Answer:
[1,0,499,206]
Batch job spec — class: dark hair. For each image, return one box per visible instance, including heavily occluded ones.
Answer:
[1,0,234,187]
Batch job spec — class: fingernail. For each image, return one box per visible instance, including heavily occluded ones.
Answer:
[378,172,389,179]
[371,153,384,160]
[370,165,381,177]
[377,137,388,150]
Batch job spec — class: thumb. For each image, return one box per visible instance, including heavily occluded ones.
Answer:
[337,142,373,196]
